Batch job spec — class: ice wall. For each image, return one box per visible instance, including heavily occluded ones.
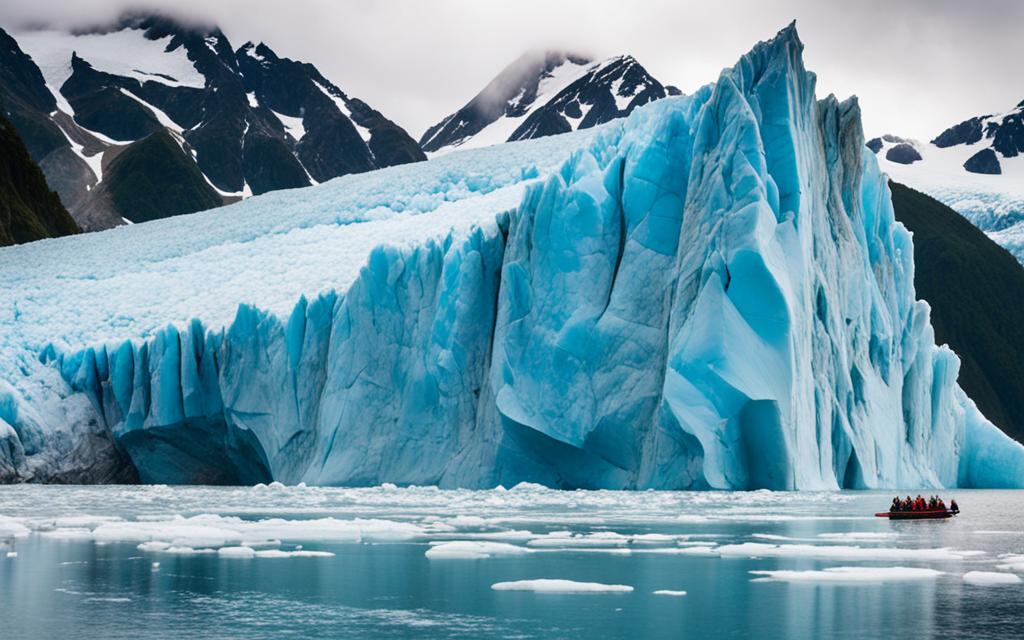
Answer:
[5,24,1024,488]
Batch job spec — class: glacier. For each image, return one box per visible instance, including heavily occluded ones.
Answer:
[1,24,1023,489]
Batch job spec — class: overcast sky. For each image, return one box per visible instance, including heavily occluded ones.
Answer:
[1,0,1021,141]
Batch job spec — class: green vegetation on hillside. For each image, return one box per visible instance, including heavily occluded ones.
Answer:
[105,130,223,223]
[0,109,79,246]
[890,181,1024,444]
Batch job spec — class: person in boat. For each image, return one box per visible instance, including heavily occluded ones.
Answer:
[937,497,947,511]
[949,499,959,514]
[916,495,926,511]
[928,496,937,510]
[891,497,901,512]
[904,496,913,512]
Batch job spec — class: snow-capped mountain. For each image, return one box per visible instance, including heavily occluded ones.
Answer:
[420,50,679,155]
[2,25,1022,488]
[870,99,1024,263]
[0,14,424,230]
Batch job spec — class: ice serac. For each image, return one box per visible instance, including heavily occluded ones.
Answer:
[5,24,1024,488]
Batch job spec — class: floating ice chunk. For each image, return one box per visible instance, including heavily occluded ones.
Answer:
[715,543,982,562]
[44,516,124,529]
[526,532,630,548]
[507,481,548,491]
[445,530,537,542]
[5,551,17,558]
[750,567,944,583]
[0,517,30,538]
[995,562,1024,572]
[137,541,171,552]
[652,590,688,596]
[962,571,1022,585]
[151,562,159,570]
[633,546,720,556]
[675,516,712,524]
[253,549,335,558]
[817,533,899,541]
[750,534,794,541]
[995,554,1024,572]
[218,546,256,558]
[252,481,288,491]
[39,528,94,540]
[163,546,216,555]
[630,534,679,544]
[491,579,633,593]
[89,515,424,546]
[92,521,242,547]
[447,515,489,528]
[425,541,531,559]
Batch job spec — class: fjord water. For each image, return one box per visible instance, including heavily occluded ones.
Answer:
[1,486,1022,639]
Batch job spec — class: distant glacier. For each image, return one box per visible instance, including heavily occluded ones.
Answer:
[1,24,1022,488]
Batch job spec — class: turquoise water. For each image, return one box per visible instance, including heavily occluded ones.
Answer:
[1,486,1022,639]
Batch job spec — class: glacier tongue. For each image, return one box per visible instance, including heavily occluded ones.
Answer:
[3,24,1023,488]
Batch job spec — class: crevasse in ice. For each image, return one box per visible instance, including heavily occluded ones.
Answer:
[2,24,1022,488]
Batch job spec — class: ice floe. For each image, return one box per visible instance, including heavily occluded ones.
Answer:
[750,567,944,583]
[995,554,1024,572]
[425,541,531,559]
[713,543,982,562]
[491,579,634,593]
[962,571,1022,585]
[218,546,257,558]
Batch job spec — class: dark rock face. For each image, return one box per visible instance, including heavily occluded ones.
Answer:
[964,148,1001,175]
[420,51,590,152]
[933,116,985,148]
[421,51,675,152]
[509,55,672,142]
[930,100,1023,174]
[0,28,66,161]
[235,42,424,184]
[885,142,922,164]
[0,16,424,228]
[990,110,1024,158]
[0,109,80,246]
[866,137,883,153]
[62,55,164,142]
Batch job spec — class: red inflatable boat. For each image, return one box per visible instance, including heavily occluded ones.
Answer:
[874,509,957,520]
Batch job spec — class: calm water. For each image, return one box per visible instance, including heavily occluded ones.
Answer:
[1,485,1022,639]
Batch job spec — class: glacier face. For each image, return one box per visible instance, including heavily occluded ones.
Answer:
[1,24,1023,489]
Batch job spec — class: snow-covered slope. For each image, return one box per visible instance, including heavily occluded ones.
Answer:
[2,24,1022,489]
[870,101,1024,263]
[420,50,678,156]
[14,27,206,92]
[0,14,424,231]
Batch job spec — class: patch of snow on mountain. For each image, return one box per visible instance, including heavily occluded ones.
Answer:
[13,28,206,92]
[272,110,305,141]
[432,57,595,156]
[313,81,371,142]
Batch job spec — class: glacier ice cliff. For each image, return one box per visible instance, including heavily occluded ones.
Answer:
[2,24,1023,488]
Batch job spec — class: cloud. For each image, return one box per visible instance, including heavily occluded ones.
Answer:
[0,0,1020,140]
